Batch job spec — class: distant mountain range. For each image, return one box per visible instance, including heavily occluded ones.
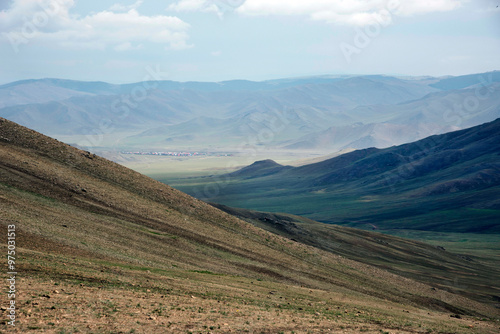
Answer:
[1,71,499,151]
[170,118,500,234]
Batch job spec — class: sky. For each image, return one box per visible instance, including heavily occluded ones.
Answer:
[0,0,499,84]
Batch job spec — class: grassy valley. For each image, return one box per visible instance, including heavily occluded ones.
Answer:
[164,120,500,298]
[167,119,500,235]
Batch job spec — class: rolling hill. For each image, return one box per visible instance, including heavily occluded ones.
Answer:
[1,118,499,332]
[168,118,500,234]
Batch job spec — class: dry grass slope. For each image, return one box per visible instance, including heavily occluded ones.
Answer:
[210,204,500,307]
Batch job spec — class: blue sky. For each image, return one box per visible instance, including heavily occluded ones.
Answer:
[1,0,499,84]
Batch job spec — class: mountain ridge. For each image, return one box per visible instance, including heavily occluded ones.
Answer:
[169,118,500,233]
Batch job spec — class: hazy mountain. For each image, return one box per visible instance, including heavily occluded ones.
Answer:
[0,75,436,139]
[1,72,499,153]
[283,82,500,150]
[282,122,423,150]
[112,75,445,148]
[0,76,350,109]
[124,74,500,150]
[170,119,500,233]
[0,79,96,108]
[2,117,497,331]
[0,89,224,136]
[429,70,500,90]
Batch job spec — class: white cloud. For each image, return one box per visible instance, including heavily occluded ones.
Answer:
[235,0,464,25]
[109,0,144,12]
[169,0,210,11]
[167,0,463,24]
[114,41,144,51]
[168,0,223,17]
[167,0,245,18]
[1,0,192,51]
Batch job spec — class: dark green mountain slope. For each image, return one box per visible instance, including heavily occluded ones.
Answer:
[228,159,292,179]
[169,119,500,233]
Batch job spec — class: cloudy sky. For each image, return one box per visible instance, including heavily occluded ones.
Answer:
[1,0,499,84]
